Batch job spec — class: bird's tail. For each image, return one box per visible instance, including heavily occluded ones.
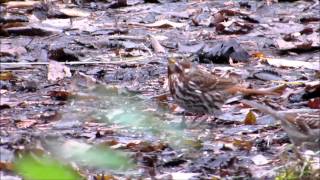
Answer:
[240,99,286,121]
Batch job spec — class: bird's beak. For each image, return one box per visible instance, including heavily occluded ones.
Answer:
[168,58,177,75]
[168,58,176,65]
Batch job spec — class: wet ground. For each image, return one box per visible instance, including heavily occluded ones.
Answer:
[1,0,320,179]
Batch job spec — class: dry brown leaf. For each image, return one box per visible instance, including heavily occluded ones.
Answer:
[308,98,320,109]
[251,52,266,59]
[16,119,37,128]
[48,91,71,101]
[0,71,14,81]
[0,161,14,171]
[126,141,166,152]
[244,110,257,125]
[93,174,117,180]
[233,139,253,150]
[241,100,320,150]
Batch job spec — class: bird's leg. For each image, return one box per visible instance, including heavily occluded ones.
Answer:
[191,114,207,124]
[207,115,217,126]
[189,114,212,128]
[180,113,215,128]
[179,111,188,129]
[180,113,206,129]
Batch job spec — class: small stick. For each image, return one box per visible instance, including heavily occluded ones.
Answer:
[0,56,153,66]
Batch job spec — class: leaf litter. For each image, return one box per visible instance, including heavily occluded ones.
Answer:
[1,0,319,179]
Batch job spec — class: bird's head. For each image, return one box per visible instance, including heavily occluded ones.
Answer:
[168,58,192,76]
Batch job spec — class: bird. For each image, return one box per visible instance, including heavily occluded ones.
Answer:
[167,58,279,116]
[241,99,320,151]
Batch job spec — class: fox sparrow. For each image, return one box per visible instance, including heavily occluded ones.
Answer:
[167,58,277,116]
[241,100,320,150]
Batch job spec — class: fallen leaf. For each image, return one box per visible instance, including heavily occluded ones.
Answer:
[0,97,19,109]
[170,172,201,180]
[253,70,282,81]
[251,154,270,165]
[93,174,117,180]
[275,31,320,51]
[149,35,165,53]
[126,141,166,152]
[5,1,40,9]
[145,20,186,28]
[47,61,72,82]
[0,45,27,57]
[42,19,72,29]
[265,58,319,70]
[276,38,313,51]
[48,91,71,101]
[308,98,320,109]
[251,52,266,59]
[59,8,91,17]
[233,139,253,150]
[244,110,257,125]
[0,71,14,81]
[16,119,37,128]
[0,161,14,171]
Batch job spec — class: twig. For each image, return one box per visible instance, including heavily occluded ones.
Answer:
[107,35,146,41]
[0,56,153,66]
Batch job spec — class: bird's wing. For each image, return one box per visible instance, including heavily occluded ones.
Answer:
[187,68,237,92]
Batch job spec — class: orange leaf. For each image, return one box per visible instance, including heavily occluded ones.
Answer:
[244,110,256,125]
[93,174,117,180]
[233,139,253,150]
[251,52,266,60]
[308,98,320,109]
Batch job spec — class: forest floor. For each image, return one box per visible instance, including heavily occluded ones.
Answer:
[0,0,319,179]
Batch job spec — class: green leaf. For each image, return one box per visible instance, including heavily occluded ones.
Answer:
[14,154,82,180]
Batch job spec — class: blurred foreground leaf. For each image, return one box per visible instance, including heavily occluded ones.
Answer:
[14,154,82,180]
[68,85,201,149]
[28,85,198,178]
[102,107,201,149]
[45,140,135,170]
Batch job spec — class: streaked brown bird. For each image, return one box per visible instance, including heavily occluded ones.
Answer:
[167,58,277,116]
[241,100,320,150]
